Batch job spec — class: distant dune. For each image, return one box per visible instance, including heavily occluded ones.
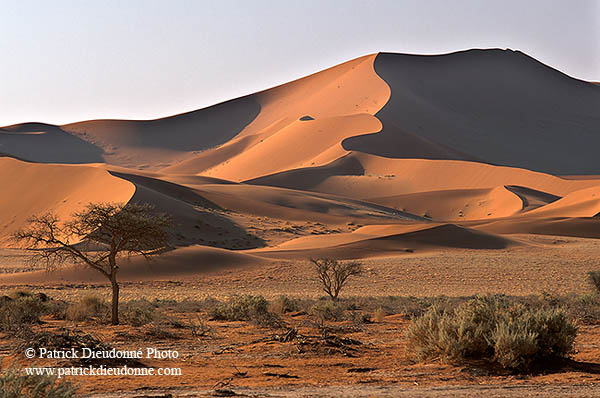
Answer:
[1,49,599,281]
[345,50,600,175]
[0,158,134,246]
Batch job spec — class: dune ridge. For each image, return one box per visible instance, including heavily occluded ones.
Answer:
[1,49,599,282]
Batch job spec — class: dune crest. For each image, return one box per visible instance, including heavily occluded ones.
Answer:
[163,54,391,178]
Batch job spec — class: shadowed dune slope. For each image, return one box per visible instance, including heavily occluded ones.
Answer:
[473,217,600,239]
[3,50,597,177]
[104,170,420,250]
[249,223,515,260]
[503,186,561,212]
[62,96,261,169]
[344,49,600,175]
[0,123,104,163]
[0,158,135,246]
[191,183,421,223]
[248,152,600,199]
[0,245,268,283]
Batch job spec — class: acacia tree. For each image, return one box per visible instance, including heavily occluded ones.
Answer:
[311,258,363,301]
[14,202,172,325]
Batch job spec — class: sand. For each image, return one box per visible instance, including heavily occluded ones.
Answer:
[0,49,599,283]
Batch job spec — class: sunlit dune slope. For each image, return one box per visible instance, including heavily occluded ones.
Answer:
[163,54,390,178]
[2,49,598,177]
[368,186,523,221]
[520,186,600,218]
[0,158,135,246]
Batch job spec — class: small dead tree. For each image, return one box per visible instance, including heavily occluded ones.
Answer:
[14,202,172,325]
[311,258,363,301]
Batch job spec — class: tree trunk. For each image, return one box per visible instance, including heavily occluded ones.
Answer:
[110,277,119,325]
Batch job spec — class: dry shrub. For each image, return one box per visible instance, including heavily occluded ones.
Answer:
[0,367,76,398]
[144,322,179,339]
[270,295,302,314]
[309,301,345,322]
[407,295,577,372]
[120,299,156,326]
[588,271,600,294]
[0,295,47,334]
[374,307,386,323]
[65,295,108,322]
[209,295,282,328]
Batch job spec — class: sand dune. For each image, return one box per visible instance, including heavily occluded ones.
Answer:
[0,245,268,283]
[163,54,390,178]
[191,182,419,224]
[250,223,514,260]
[344,50,600,175]
[503,186,561,212]
[473,217,600,239]
[0,158,135,246]
[1,49,599,278]
[164,50,598,178]
[62,96,261,169]
[521,186,600,218]
[249,152,600,199]
[367,186,523,221]
[198,114,382,181]
[3,50,598,177]
[0,123,104,164]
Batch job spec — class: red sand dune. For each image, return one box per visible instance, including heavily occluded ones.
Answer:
[0,158,134,246]
[1,49,599,281]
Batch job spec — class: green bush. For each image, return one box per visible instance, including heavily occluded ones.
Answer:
[0,367,76,398]
[407,295,577,372]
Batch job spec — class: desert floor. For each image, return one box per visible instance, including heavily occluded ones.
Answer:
[2,236,600,397]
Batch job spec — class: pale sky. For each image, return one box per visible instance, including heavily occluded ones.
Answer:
[1,0,598,126]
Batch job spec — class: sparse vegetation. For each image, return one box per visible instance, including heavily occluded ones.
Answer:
[312,258,363,301]
[270,295,302,314]
[0,367,76,398]
[209,295,282,328]
[13,202,172,325]
[309,301,345,322]
[120,299,157,327]
[65,295,108,322]
[406,295,577,372]
[588,270,600,294]
[144,322,179,339]
[0,294,47,334]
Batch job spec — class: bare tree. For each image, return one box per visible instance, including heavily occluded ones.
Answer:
[14,202,172,325]
[311,258,363,301]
